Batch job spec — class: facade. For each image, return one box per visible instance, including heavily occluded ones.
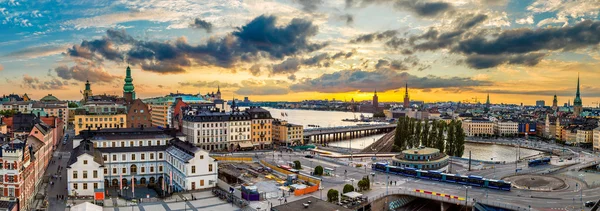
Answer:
[0,102,32,113]
[494,120,518,136]
[31,100,69,125]
[68,128,217,196]
[0,139,36,211]
[593,127,600,151]
[182,107,251,151]
[391,147,449,170]
[272,119,304,145]
[149,103,171,128]
[126,99,152,128]
[576,126,594,145]
[462,119,494,136]
[74,102,128,135]
[246,107,273,149]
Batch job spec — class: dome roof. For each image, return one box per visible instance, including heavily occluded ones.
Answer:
[40,94,60,102]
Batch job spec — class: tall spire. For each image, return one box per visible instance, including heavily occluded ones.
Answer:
[123,66,136,100]
[374,89,377,96]
[574,73,582,106]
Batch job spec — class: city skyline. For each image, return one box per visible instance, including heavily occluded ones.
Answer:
[2,0,600,105]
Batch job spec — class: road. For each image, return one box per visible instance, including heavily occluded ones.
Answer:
[45,128,74,211]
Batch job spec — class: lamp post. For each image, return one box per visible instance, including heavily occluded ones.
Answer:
[463,186,471,208]
[579,174,585,210]
[183,196,188,211]
[491,156,496,179]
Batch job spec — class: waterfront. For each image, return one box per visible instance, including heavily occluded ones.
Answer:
[262,107,378,128]
[462,142,542,162]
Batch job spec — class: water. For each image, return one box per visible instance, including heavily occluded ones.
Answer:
[463,143,542,162]
[260,108,542,161]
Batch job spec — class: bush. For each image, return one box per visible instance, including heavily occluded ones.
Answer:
[314,165,324,176]
[327,189,339,202]
[293,160,301,169]
[343,184,355,193]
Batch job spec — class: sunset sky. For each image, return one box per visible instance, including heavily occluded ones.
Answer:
[1,0,600,105]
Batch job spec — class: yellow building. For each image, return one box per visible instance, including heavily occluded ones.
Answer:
[593,127,600,151]
[462,119,494,137]
[576,127,594,144]
[149,103,170,128]
[74,113,127,135]
[246,107,273,149]
[272,119,303,146]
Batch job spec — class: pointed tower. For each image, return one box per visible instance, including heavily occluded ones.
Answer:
[403,83,410,109]
[485,93,490,113]
[552,93,558,111]
[372,89,379,112]
[123,66,136,103]
[573,73,583,116]
[82,80,93,103]
[216,85,222,99]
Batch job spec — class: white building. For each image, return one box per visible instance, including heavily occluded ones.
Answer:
[462,119,494,137]
[67,140,105,197]
[494,120,518,136]
[68,127,218,197]
[182,108,251,151]
[593,127,600,151]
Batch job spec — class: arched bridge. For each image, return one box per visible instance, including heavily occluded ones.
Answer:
[303,124,396,144]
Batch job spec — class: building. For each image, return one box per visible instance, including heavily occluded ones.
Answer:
[391,147,449,170]
[593,127,600,151]
[403,83,410,108]
[73,102,127,135]
[0,102,32,113]
[246,107,273,149]
[573,74,583,116]
[145,93,214,128]
[272,119,303,146]
[123,66,136,103]
[126,99,151,128]
[462,119,494,137]
[535,100,545,107]
[576,126,594,145]
[31,96,69,125]
[494,120,518,136]
[485,93,490,113]
[373,90,379,112]
[552,94,558,111]
[68,127,217,196]
[518,122,537,135]
[82,80,93,103]
[149,103,171,128]
[0,139,36,211]
[181,106,251,151]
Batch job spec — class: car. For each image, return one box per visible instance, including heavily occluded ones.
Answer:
[304,155,314,158]
[585,201,595,207]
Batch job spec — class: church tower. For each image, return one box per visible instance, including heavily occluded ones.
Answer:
[82,80,93,103]
[485,93,490,113]
[573,74,583,116]
[372,89,379,112]
[552,94,558,111]
[123,66,136,103]
[403,83,410,109]
[216,85,222,100]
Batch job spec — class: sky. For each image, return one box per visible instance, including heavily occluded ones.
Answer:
[1,0,600,106]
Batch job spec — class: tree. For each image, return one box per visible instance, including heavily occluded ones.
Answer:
[314,165,324,176]
[428,120,437,148]
[0,110,17,117]
[445,120,455,156]
[421,120,429,148]
[363,176,370,190]
[327,189,339,202]
[343,184,355,193]
[357,180,367,191]
[373,111,386,118]
[293,160,301,169]
[454,120,465,157]
[435,121,445,152]
[68,102,79,108]
[415,120,422,147]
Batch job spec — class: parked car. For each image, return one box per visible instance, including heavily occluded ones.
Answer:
[305,155,314,158]
[585,201,595,207]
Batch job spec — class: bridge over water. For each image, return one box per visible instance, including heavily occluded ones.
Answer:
[303,124,396,144]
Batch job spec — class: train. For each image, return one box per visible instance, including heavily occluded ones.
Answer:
[371,162,511,191]
[527,157,551,167]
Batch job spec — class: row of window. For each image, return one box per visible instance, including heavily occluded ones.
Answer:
[102,152,164,162]
[105,165,163,175]
[72,170,99,179]
[79,117,124,122]
[72,182,99,190]
[96,140,167,148]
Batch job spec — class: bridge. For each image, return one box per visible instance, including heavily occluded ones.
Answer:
[303,124,396,144]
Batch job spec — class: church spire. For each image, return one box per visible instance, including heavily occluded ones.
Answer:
[123,66,136,100]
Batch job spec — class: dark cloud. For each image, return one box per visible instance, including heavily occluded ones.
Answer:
[190,18,213,33]
[20,75,68,90]
[269,50,355,76]
[331,50,355,59]
[249,64,263,76]
[179,80,240,88]
[464,53,545,69]
[375,56,430,71]
[293,0,323,12]
[4,45,65,59]
[63,15,326,74]
[271,58,302,75]
[340,14,354,25]
[346,0,453,17]
[350,30,397,43]
[54,62,121,83]
[408,14,487,51]
[456,14,488,30]
[455,20,600,56]
[234,80,290,95]
[290,69,492,93]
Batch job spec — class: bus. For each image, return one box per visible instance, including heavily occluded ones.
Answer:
[279,165,292,171]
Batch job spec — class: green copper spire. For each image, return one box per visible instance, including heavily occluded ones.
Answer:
[123,66,136,99]
[574,73,582,106]
[85,80,91,91]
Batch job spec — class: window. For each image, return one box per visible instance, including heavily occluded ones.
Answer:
[148,140,152,146]
[73,183,78,190]
[113,155,117,161]
[104,168,108,175]
[200,179,204,186]
[139,141,143,146]
[150,166,154,172]
[130,141,134,146]
[120,142,125,147]
[103,155,107,161]
[83,171,88,179]
[113,168,117,174]
[159,153,163,159]
[93,170,98,178]
[141,154,145,160]
[200,155,204,159]
[93,183,98,189]
[73,171,78,179]
[131,154,136,160]
[83,183,88,190]
[122,168,126,174]
[83,160,88,165]
[112,142,116,147]
[159,166,163,172]
[192,166,196,174]
[141,167,145,173]
[150,153,154,159]
[122,154,126,161]
[208,164,213,172]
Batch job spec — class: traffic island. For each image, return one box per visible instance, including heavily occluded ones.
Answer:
[503,174,567,191]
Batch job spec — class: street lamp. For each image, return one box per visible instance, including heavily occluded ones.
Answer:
[463,186,471,207]
[491,156,496,179]
[183,196,188,211]
[579,174,585,210]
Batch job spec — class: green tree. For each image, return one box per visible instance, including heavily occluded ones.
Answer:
[357,180,367,191]
[445,120,455,156]
[68,102,79,108]
[343,184,355,193]
[327,189,339,202]
[314,165,324,176]
[435,121,445,152]
[427,120,437,148]
[363,176,370,190]
[454,120,465,157]
[421,120,429,148]
[0,110,17,117]
[373,111,386,118]
[293,160,301,169]
[414,120,422,147]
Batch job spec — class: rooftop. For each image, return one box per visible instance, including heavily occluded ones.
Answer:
[402,147,439,155]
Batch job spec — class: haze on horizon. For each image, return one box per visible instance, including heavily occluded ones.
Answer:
[1,0,600,105]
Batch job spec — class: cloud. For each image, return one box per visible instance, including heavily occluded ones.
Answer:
[350,30,397,43]
[64,15,326,74]
[20,75,68,90]
[63,9,179,29]
[249,64,263,76]
[190,18,213,33]
[339,14,354,25]
[375,56,430,71]
[5,45,66,59]
[346,0,453,17]
[290,69,492,93]
[178,80,239,88]
[53,62,121,83]
[463,53,546,69]
[234,79,291,95]
[269,50,355,76]
[293,0,323,12]
[271,58,302,75]
[516,15,534,25]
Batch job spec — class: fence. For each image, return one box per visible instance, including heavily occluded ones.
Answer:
[294,184,319,196]
[212,156,253,162]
